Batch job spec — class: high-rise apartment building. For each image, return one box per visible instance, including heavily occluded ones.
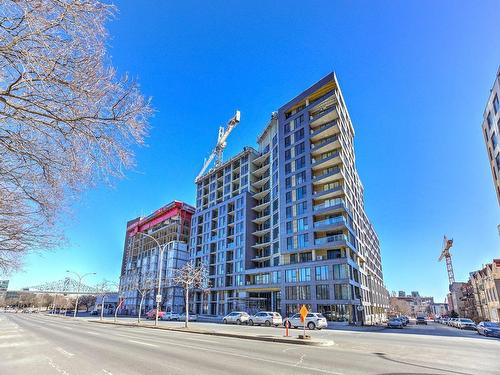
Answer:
[119,201,195,315]
[482,66,500,204]
[190,73,388,324]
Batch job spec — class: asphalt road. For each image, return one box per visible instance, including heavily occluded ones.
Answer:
[0,313,498,375]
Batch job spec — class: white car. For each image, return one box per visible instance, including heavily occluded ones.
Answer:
[248,311,283,327]
[178,312,197,321]
[288,313,328,330]
[222,311,250,325]
[161,312,179,321]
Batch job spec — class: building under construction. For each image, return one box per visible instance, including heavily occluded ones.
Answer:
[119,201,195,315]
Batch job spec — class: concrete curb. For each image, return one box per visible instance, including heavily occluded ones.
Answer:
[89,319,334,347]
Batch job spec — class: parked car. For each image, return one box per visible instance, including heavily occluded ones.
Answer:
[160,312,179,321]
[90,310,99,316]
[400,316,409,326]
[456,318,476,330]
[448,318,458,327]
[146,309,165,320]
[387,318,404,329]
[476,322,500,337]
[416,316,427,325]
[222,311,250,325]
[248,311,283,327]
[288,312,327,330]
[178,312,197,321]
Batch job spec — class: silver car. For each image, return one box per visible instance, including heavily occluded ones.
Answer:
[222,311,250,325]
[456,318,476,330]
[248,311,283,327]
[288,312,328,330]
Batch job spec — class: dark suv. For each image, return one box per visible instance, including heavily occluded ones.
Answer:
[416,316,427,325]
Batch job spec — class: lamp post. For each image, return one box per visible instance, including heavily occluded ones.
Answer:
[138,232,167,327]
[66,270,96,318]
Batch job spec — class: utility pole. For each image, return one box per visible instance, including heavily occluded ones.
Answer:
[66,270,96,318]
[138,232,168,327]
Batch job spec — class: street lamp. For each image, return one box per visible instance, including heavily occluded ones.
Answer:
[137,232,168,327]
[66,270,96,318]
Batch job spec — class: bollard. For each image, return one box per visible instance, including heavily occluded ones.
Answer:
[284,318,290,337]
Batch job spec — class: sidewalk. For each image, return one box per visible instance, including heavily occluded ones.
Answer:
[89,319,334,347]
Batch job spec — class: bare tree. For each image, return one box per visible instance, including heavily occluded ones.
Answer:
[389,297,411,317]
[173,262,209,328]
[0,0,152,273]
[132,271,156,324]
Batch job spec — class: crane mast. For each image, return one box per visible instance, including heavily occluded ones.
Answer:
[195,110,240,182]
[438,235,455,285]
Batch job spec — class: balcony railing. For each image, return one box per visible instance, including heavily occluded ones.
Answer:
[311,134,339,150]
[313,216,345,228]
[309,105,336,123]
[314,234,347,245]
[311,151,340,164]
[313,166,341,180]
[313,198,345,211]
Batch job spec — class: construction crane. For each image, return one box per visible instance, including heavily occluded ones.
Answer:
[438,235,455,285]
[195,110,240,182]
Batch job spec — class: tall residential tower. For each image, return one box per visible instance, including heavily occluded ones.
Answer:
[190,73,388,324]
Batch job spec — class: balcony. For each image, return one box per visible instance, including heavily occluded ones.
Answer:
[311,135,340,156]
[252,163,270,177]
[253,174,270,188]
[313,198,345,213]
[253,223,271,237]
[313,215,346,230]
[252,211,271,224]
[309,105,338,128]
[253,151,270,165]
[252,199,270,212]
[314,234,347,246]
[312,166,342,185]
[310,120,339,142]
[313,184,343,200]
[311,151,341,170]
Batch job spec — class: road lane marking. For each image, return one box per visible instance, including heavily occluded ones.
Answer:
[56,347,75,358]
[86,331,100,335]
[127,339,158,347]
[101,370,113,375]
[180,337,221,344]
[47,357,70,375]
[0,334,23,340]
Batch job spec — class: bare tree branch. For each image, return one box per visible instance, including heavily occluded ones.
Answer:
[0,0,153,273]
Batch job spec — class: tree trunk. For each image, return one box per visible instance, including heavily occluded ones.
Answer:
[138,295,144,325]
[185,288,189,328]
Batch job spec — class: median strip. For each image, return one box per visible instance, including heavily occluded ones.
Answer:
[89,320,334,347]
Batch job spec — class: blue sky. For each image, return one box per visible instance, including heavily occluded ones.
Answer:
[8,1,500,301]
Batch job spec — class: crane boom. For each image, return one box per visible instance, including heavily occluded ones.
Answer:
[195,110,240,182]
[438,235,455,285]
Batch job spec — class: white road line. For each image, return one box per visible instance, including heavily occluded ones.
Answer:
[86,331,100,335]
[101,370,113,375]
[0,334,23,340]
[55,347,75,358]
[127,339,159,347]
[180,336,221,344]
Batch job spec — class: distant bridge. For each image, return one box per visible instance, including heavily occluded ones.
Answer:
[22,277,117,295]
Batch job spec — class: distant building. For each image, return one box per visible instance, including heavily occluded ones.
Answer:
[482,66,500,204]
[430,302,448,317]
[448,282,467,316]
[470,259,500,322]
[398,290,406,297]
[93,293,120,315]
[0,280,9,291]
[119,201,195,315]
[411,291,419,298]
[389,293,434,317]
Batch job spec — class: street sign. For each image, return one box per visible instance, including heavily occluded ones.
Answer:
[357,305,364,311]
[300,304,308,322]
[155,294,162,303]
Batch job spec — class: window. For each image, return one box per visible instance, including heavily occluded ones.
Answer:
[298,233,309,248]
[284,135,291,147]
[285,149,292,160]
[284,122,291,133]
[298,267,311,282]
[285,162,292,174]
[334,284,351,300]
[286,237,294,250]
[294,142,305,155]
[286,206,293,219]
[296,171,306,185]
[315,266,329,281]
[492,132,498,149]
[295,128,304,141]
[286,221,293,234]
[296,186,307,200]
[316,285,330,300]
[285,191,292,204]
[487,112,493,129]
[297,217,308,231]
[333,264,349,279]
[285,269,297,283]
[295,156,306,170]
[299,252,312,262]
[285,177,292,189]
[494,94,499,114]
[296,201,307,215]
